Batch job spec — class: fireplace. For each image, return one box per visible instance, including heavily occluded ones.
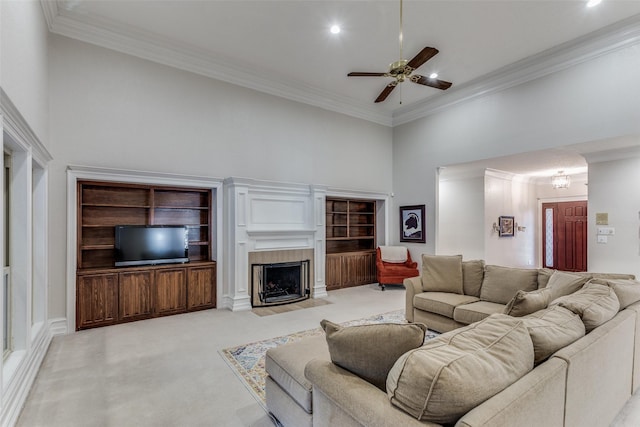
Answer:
[251,260,310,307]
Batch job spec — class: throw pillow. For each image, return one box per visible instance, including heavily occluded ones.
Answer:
[590,278,640,309]
[462,260,485,297]
[537,268,555,289]
[550,282,620,332]
[320,319,426,391]
[421,254,464,294]
[386,314,534,424]
[545,271,590,300]
[522,306,585,364]
[504,288,553,317]
[480,265,538,304]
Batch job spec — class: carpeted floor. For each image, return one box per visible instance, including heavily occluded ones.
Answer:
[219,309,439,407]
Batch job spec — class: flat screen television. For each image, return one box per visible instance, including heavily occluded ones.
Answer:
[115,225,189,267]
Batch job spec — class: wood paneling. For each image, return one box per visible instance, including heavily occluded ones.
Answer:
[326,251,376,290]
[77,273,118,329]
[155,269,187,315]
[325,254,343,291]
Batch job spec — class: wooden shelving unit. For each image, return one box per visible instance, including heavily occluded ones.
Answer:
[76,181,216,330]
[325,198,377,290]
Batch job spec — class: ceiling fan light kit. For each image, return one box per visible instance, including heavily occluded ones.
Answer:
[347,0,452,103]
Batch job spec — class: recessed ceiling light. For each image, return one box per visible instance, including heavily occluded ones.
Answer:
[586,0,602,8]
[330,25,341,34]
[429,72,438,79]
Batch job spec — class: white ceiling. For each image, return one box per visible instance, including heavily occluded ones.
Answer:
[43,0,640,127]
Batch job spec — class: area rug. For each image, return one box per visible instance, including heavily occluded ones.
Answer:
[219,309,439,408]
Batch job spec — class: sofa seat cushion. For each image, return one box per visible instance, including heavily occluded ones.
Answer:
[480,265,539,304]
[320,319,426,391]
[522,305,585,364]
[413,292,479,318]
[550,282,620,332]
[386,314,535,424]
[265,334,329,413]
[453,301,506,325]
[421,254,464,294]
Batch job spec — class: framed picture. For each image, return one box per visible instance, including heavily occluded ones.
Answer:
[400,205,426,243]
[499,216,515,237]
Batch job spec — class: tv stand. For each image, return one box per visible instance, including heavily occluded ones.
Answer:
[76,261,216,330]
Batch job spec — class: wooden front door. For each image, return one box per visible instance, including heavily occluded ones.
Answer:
[542,201,587,272]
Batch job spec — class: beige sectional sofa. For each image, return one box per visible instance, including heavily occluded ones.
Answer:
[266,257,640,427]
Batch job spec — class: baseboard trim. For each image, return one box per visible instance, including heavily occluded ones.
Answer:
[49,317,69,336]
[0,323,54,427]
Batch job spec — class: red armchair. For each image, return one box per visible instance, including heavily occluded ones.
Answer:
[376,246,419,290]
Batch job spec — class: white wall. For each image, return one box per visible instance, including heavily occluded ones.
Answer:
[393,43,640,266]
[0,0,49,144]
[437,174,484,259]
[48,35,393,319]
[484,172,537,267]
[588,156,640,278]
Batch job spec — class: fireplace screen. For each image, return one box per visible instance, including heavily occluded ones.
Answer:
[251,260,310,307]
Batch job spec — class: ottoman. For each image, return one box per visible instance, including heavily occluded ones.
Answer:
[265,334,330,427]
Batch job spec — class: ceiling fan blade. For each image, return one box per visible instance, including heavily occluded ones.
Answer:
[411,75,452,90]
[348,72,387,77]
[375,82,398,103]
[405,47,439,71]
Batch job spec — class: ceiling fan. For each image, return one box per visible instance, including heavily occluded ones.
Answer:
[348,0,452,103]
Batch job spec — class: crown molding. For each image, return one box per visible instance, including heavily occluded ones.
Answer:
[41,2,640,128]
[393,13,640,126]
[41,1,392,126]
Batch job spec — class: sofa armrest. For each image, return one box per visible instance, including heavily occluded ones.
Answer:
[404,276,422,323]
[305,359,438,427]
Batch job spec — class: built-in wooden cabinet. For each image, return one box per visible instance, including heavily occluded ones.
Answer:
[325,197,377,290]
[76,180,216,330]
[76,263,216,330]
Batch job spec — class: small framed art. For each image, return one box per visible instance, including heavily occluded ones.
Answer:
[400,205,426,243]
[499,216,515,237]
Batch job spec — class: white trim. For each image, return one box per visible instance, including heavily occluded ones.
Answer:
[48,318,68,336]
[40,2,640,127]
[66,165,224,333]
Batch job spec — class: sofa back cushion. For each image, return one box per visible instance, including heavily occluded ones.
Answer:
[550,282,620,332]
[386,314,534,424]
[523,305,585,364]
[421,254,464,294]
[462,260,485,297]
[537,268,555,289]
[320,319,426,391]
[589,278,640,310]
[480,265,539,304]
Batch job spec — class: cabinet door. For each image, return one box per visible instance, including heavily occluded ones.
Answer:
[187,265,216,310]
[155,268,187,315]
[77,273,118,330]
[343,252,377,287]
[119,271,153,321]
[325,254,343,290]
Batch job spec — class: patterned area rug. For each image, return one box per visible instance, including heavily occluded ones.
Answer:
[219,310,439,408]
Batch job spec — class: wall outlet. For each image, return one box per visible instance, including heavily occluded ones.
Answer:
[597,235,608,244]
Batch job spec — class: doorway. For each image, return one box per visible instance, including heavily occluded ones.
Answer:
[542,201,587,272]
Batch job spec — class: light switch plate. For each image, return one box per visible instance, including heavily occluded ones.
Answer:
[597,235,608,243]
[597,227,615,235]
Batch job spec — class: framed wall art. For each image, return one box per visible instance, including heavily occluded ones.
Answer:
[400,205,426,243]
[499,215,515,237]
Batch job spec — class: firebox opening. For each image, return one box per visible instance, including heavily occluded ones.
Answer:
[251,260,310,307]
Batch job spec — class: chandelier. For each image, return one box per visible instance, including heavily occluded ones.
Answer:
[551,171,571,189]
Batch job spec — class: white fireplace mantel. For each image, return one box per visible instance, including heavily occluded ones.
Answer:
[222,177,328,311]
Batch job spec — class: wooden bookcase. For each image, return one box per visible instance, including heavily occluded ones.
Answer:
[76,181,216,330]
[325,197,377,290]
